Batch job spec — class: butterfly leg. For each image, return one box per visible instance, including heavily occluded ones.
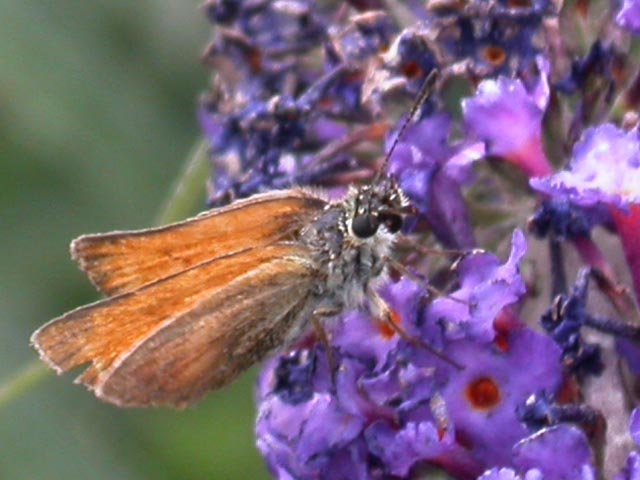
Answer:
[396,236,475,259]
[370,290,464,370]
[386,256,469,307]
[311,307,340,389]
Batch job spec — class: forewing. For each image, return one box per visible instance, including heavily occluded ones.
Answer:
[71,189,324,295]
[31,243,313,399]
[91,255,316,407]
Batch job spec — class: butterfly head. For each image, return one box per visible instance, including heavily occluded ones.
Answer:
[345,177,412,240]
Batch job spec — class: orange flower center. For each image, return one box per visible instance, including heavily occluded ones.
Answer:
[465,377,501,411]
[402,61,423,80]
[377,310,402,339]
[482,45,507,67]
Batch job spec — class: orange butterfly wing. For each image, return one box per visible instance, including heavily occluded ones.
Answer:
[32,243,316,406]
[95,254,316,407]
[71,189,325,295]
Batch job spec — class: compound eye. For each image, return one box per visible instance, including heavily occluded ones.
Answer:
[380,212,403,233]
[351,213,380,238]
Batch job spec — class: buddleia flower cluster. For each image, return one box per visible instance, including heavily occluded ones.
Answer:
[199,0,640,478]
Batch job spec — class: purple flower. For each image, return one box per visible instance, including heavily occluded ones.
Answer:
[200,65,367,205]
[190,2,640,479]
[200,2,391,205]
[617,0,640,35]
[531,124,640,301]
[614,408,640,479]
[256,231,568,478]
[539,269,603,379]
[379,27,439,93]
[475,426,595,480]
[530,124,640,209]
[426,230,527,342]
[517,391,599,437]
[200,1,559,208]
[463,68,553,178]
[400,1,555,78]
[203,0,326,71]
[527,199,608,242]
[426,327,563,469]
[615,452,640,480]
[256,275,482,479]
[388,113,484,249]
[365,418,481,478]
[256,391,365,478]
[630,408,640,445]
[326,11,397,65]
[512,425,595,479]
[477,467,543,480]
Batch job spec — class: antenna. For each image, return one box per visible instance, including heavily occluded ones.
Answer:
[374,69,439,183]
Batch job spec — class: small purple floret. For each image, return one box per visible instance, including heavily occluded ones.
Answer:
[630,408,640,446]
[427,230,527,342]
[530,124,640,209]
[512,425,595,480]
[615,452,640,480]
[463,73,552,178]
[613,408,640,479]
[477,467,543,480]
[617,0,640,34]
[388,113,484,249]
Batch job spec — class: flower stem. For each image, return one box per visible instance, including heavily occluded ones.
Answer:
[549,236,568,298]
[155,137,210,225]
[0,360,50,409]
[2,136,211,410]
[584,314,640,340]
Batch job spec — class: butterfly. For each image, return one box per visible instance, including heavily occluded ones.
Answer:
[30,72,445,408]
[31,177,415,407]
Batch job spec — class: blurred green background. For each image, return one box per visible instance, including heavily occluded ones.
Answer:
[0,2,268,479]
